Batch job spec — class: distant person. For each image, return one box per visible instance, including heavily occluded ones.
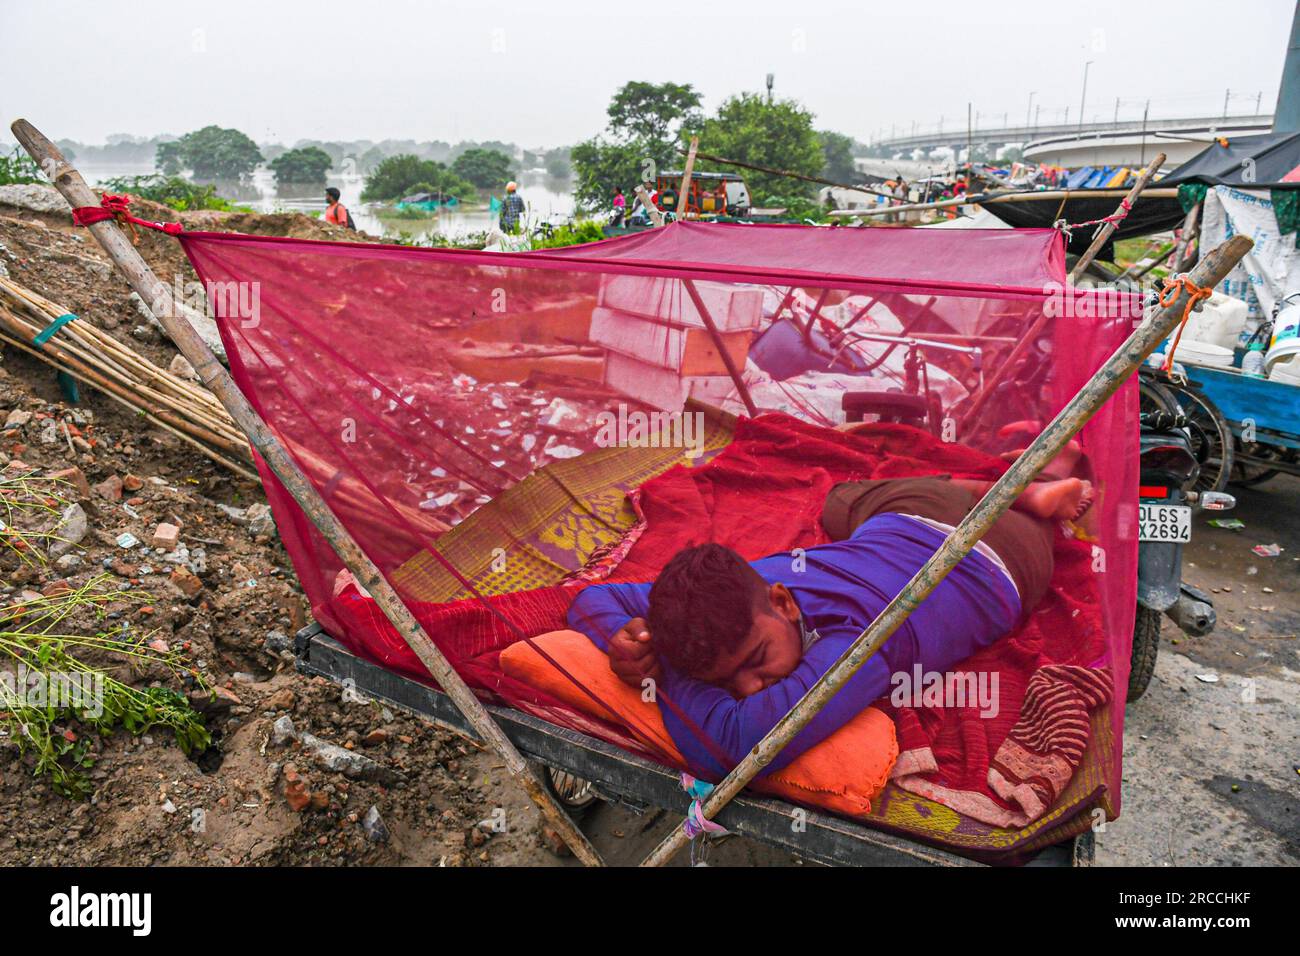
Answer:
[499,181,526,234]
[611,188,626,227]
[324,187,355,229]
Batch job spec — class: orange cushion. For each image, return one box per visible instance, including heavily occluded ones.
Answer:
[500,629,897,818]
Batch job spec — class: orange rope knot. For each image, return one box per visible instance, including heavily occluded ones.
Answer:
[1158,273,1214,372]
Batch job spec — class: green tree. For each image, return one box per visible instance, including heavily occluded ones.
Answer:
[155,140,183,175]
[606,81,702,142]
[570,81,702,211]
[698,94,822,201]
[544,147,571,178]
[155,126,263,180]
[269,146,333,185]
[451,148,514,189]
[818,130,859,185]
[361,154,475,202]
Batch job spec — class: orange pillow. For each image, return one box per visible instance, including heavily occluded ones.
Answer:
[500,629,897,818]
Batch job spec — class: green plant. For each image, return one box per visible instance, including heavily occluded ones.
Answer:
[0,472,67,567]
[100,174,236,211]
[0,576,210,798]
[759,193,831,222]
[0,147,45,186]
[530,219,606,249]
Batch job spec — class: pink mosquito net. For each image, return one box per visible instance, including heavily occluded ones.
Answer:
[180,221,1141,852]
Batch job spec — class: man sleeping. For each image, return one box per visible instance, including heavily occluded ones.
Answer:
[565,468,1091,779]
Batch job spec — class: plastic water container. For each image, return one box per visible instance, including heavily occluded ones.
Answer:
[1242,343,1268,377]
[1266,299,1300,378]
[1184,292,1250,350]
[1268,359,1300,386]
[1172,339,1235,369]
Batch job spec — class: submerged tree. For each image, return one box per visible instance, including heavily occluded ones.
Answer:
[154,126,264,181]
[451,148,514,189]
[361,154,476,202]
[269,146,333,185]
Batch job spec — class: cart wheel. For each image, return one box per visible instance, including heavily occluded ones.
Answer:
[1166,383,1234,494]
[1230,440,1289,488]
[1128,606,1162,702]
[542,767,600,819]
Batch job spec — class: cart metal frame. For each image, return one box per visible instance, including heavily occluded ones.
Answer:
[294,622,1094,868]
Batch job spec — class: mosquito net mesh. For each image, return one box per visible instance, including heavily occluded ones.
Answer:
[180,222,1140,848]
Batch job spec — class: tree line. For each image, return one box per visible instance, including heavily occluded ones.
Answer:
[571,80,863,215]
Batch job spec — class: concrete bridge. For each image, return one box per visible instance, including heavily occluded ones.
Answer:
[871,113,1274,167]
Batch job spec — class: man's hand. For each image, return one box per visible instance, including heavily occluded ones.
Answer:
[608,617,662,688]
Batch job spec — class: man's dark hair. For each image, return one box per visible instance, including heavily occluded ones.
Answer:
[325,187,341,201]
[648,543,768,676]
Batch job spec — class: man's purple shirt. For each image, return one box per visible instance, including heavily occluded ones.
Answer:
[566,514,1021,779]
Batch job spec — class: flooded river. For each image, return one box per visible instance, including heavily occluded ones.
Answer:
[77,162,576,241]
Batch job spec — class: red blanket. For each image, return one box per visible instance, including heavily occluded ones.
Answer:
[333,414,1111,826]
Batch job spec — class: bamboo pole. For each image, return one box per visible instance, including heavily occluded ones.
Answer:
[11,118,605,868]
[676,136,699,219]
[639,233,1254,867]
[681,279,758,417]
[1069,153,1165,281]
[958,156,1166,432]
[1172,202,1201,272]
[633,184,664,227]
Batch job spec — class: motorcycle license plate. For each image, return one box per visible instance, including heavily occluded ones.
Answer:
[1139,503,1191,543]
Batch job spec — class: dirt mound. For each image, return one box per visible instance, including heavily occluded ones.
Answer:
[0,207,560,867]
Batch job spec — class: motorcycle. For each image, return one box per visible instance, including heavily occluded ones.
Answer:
[1130,367,1236,700]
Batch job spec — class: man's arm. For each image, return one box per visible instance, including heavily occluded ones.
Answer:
[565,582,651,652]
[658,625,900,779]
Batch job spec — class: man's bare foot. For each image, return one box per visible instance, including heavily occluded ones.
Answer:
[999,439,1085,481]
[1018,478,1094,521]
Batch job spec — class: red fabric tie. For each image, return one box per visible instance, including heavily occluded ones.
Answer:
[71,193,184,243]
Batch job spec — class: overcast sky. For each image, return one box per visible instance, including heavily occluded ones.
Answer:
[2,0,1295,148]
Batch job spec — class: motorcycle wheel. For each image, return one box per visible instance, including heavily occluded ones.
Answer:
[1165,383,1235,494]
[1128,606,1163,702]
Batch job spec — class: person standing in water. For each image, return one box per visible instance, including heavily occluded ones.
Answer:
[499,181,526,234]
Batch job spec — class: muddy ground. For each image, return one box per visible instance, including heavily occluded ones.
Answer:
[0,188,1293,868]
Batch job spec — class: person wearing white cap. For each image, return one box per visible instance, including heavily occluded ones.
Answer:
[499,180,525,234]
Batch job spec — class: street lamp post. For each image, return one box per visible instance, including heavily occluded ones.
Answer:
[1079,60,1093,133]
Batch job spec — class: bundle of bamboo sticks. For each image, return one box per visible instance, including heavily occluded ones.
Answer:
[0,277,256,480]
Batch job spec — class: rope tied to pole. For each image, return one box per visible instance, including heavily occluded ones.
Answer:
[71,193,184,244]
[1053,197,1133,240]
[1158,273,1215,372]
[680,773,729,841]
